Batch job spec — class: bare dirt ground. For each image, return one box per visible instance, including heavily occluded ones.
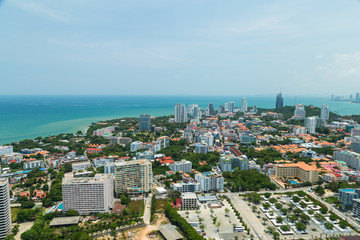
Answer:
[124,213,168,240]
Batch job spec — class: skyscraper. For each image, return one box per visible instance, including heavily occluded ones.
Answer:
[241,97,247,112]
[294,104,306,119]
[228,102,235,113]
[356,93,360,103]
[276,92,283,109]
[207,103,216,116]
[139,114,151,131]
[217,105,225,114]
[174,104,188,123]
[0,179,11,239]
[320,104,329,123]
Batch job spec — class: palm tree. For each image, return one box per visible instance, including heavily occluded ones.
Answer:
[215,221,221,232]
[225,207,230,216]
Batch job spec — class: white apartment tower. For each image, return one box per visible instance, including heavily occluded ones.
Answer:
[321,104,330,123]
[114,159,153,195]
[62,174,114,215]
[0,179,11,239]
[294,104,306,119]
[241,97,248,112]
[174,104,188,123]
[228,102,235,113]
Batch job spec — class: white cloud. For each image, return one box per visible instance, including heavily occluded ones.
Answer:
[12,0,72,22]
[318,51,360,80]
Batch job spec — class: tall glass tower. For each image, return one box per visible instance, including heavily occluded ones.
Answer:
[276,92,284,109]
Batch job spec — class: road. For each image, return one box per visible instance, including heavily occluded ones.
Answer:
[142,193,152,225]
[226,193,269,240]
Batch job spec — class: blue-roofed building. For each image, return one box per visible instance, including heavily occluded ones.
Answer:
[338,188,360,209]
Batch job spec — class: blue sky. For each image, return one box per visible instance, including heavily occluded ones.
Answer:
[1,0,360,96]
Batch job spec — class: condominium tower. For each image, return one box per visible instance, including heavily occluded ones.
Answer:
[139,114,151,131]
[114,159,153,195]
[62,174,114,215]
[0,178,11,239]
[241,97,248,112]
[174,104,188,123]
[320,104,329,123]
[275,92,283,109]
[294,104,306,119]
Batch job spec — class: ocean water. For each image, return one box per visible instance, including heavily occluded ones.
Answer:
[1,95,360,145]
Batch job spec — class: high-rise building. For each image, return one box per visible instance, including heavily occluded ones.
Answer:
[217,105,225,114]
[320,104,329,123]
[305,116,322,134]
[276,93,283,109]
[228,102,235,113]
[207,103,216,116]
[0,178,11,239]
[294,104,306,119]
[114,159,152,195]
[338,189,360,209]
[139,114,151,131]
[62,174,114,215]
[241,97,247,112]
[356,93,360,103]
[174,104,188,123]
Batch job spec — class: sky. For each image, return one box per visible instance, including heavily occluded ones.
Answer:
[1,0,360,96]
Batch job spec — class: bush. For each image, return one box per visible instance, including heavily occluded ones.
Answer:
[280,225,290,232]
[165,203,204,240]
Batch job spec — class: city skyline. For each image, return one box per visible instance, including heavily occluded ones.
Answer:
[1,1,360,95]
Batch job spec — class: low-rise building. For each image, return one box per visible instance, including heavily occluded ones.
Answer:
[274,162,319,183]
[72,161,91,172]
[195,144,209,154]
[23,160,44,170]
[169,159,192,173]
[181,192,198,209]
[130,141,143,152]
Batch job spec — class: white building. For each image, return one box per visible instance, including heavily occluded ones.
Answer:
[195,144,209,154]
[114,159,153,195]
[219,157,232,172]
[174,103,188,123]
[293,126,307,135]
[321,104,330,123]
[294,104,306,120]
[195,172,224,192]
[130,141,144,152]
[62,174,114,215]
[305,116,322,134]
[156,136,170,149]
[23,160,44,170]
[72,161,91,172]
[1,153,23,164]
[181,192,198,209]
[228,102,235,113]
[169,159,192,173]
[241,97,248,112]
[172,181,200,193]
[0,146,13,157]
[0,178,11,239]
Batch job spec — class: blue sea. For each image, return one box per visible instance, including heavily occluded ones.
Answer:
[1,95,360,145]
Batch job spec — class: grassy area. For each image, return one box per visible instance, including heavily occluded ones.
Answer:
[127,200,144,216]
[11,207,21,222]
[155,199,167,213]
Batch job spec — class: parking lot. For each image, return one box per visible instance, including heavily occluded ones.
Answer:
[179,198,245,240]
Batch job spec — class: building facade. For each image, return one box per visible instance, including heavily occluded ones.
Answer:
[276,93,283,109]
[294,104,306,120]
[195,172,224,192]
[139,114,151,131]
[321,104,330,122]
[334,151,360,170]
[114,159,153,195]
[0,179,11,239]
[274,163,319,183]
[62,174,114,215]
[241,97,247,112]
[169,160,192,173]
[174,104,188,123]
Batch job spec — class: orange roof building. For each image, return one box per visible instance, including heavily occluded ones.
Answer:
[275,162,320,183]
